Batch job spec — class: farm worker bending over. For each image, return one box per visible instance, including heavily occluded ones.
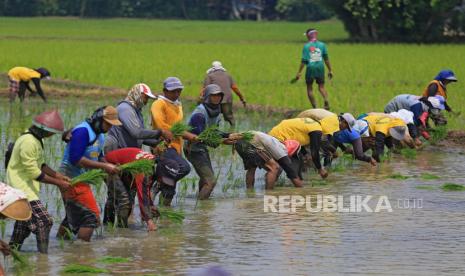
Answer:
[234,132,303,189]
[295,28,333,110]
[422,69,457,112]
[8,66,50,103]
[358,113,408,162]
[7,110,71,253]
[151,77,193,206]
[384,94,447,142]
[185,84,240,199]
[103,83,172,230]
[58,106,122,242]
[268,117,328,179]
[201,61,246,127]
[104,148,158,231]
[0,181,32,274]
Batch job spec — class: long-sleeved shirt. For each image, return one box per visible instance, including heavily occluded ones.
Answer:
[151,97,183,154]
[6,133,45,201]
[107,101,161,149]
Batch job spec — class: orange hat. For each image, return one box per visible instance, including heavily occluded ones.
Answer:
[32,109,64,133]
[103,106,122,126]
[284,140,301,156]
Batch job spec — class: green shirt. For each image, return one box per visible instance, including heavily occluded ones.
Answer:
[6,134,45,201]
[301,41,328,78]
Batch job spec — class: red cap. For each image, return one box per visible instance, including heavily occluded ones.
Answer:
[32,109,64,133]
[284,140,301,156]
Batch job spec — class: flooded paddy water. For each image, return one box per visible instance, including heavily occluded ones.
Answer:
[1,98,465,275]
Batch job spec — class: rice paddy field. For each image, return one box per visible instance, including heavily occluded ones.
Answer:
[0,17,464,129]
[1,17,465,275]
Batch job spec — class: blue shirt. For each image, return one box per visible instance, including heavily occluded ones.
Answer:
[334,129,361,144]
[69,127,90,165]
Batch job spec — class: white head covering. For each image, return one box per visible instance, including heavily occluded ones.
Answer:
[206,61,227,74]
[0,182,28,213]
[389,109,414,124]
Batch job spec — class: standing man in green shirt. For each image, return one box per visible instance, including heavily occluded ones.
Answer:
[295,28,333,110]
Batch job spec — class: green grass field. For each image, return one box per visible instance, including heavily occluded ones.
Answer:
[1,17,464,129]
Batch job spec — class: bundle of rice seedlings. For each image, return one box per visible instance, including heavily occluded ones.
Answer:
[420,173,440,180]
[430,126,447,145]
[441,183,465,191]
[118,159,154,176]
[170,122,192,137]
[240,131,255,143]
[11,249,29,267]
[62,264,109,274]
[97,256,131,264]
[158,208,185,224]
[71,169,107,186]
[400,148,417,159]
[387,173,409,180]
[198,125,223,148]
[289,77,299,84]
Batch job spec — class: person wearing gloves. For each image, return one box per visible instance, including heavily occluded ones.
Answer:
[6,110,71,253]
[384,94,447,141]
[0,182,32,274]
[8,66,51,103]
[358,113,408,162]
[58,106,122,242]
[201,61,246,127]
[151,77,192,206]
[422,69,457,112]
[103,83,173,230]
[234,132,304,189]
[268,117,328,179]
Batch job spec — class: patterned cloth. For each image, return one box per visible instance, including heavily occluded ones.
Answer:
[8,78,19,101]
[125,84,146,110]
[10,200,53,253]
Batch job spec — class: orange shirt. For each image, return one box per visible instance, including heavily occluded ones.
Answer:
[422,80,447,99]
[150,97,183,153]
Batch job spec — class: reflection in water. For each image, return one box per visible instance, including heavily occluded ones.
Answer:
[0,98,465,275]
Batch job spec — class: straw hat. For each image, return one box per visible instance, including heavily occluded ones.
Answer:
[0,182,31,221]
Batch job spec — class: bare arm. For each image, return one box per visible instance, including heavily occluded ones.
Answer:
[246,167,256,189]
[77,157,119,174]
[296,63,305,79]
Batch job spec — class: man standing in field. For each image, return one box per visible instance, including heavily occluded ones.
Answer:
[295,28,333,110]
[201,61,246,127]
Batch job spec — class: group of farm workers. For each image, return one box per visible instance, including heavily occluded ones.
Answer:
[2,55,456,257]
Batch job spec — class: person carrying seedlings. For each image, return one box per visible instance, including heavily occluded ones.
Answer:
[151,77,193,206]
[103,83,173,230]
[58,106,122,242]
[268,117,328,179]
[185,84,237,199]
[234,132,303,189]
[0,181,33,274]
[104,148,158,231]
[6,110,71,253]
[358,113,408,162]
[384,94,447,142]
[8,66,51,103]
[294,28,333,110]
[201,61,246,127]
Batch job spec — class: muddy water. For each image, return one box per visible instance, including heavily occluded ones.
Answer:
[1,98,465,275]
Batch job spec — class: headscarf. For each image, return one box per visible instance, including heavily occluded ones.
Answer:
[206,61,227,74]
[125,84,146,110]
[202,84,223,118]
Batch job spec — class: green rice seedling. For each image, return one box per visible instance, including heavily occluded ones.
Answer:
[170,122,192,137]
[430,126,448,145]
[11,248,29,267]
[62,264,109,274]
[198,125,223,148]
[415,185,436,190]
[240,131,255,143]
[118,159,154,176]
[97,256,131,264]
[441,183,465,191]
[71,169,107,186]
[0,220,5,238]
[289,77,299,84]
[400,148,417,159]
[387,173,409,180]
[420,173,440,180]
[158,208,185,224]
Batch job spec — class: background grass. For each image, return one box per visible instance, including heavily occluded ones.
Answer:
[1,17,464,129]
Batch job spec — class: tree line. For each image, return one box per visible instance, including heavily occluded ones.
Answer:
[1,0,464,42]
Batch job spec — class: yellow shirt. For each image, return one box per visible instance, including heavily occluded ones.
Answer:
[364,114,406,137]
[268,118,322,146]
[6,134,45,201]
[151,97,184,153]
[8,67,41,82]
[297,108,339,135]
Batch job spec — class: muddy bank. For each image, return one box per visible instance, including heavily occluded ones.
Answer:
[0,75,298,116]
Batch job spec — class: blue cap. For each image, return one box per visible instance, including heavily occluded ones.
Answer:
[434,70,457,82]
[163,77,184,91]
